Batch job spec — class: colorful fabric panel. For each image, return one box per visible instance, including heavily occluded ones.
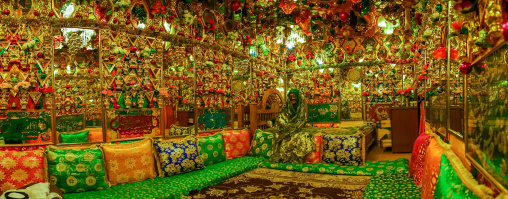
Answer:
[409,133,430,186]
[434,155,480,199]
[46,145,109,193]
[169,125,193,136]
[421,137,444,198]
[321,133,364,166]
[154,137,205,177]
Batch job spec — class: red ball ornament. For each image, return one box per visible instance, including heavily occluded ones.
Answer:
[459,62,472,75]
[113,18,119,23]
[3,10,10,15]
[130,46,137,52]
[37,52,43,58]
[159,27,165,31]
[126,20,131,25]
[114,104,121,109]
[339,12,348,21]
[75,13,82,18]
[109,56,115,61]
[126,13,131,18]
[502,21,508,41]
[33,10,39,16]
[48,11,55,17]
[149,25,154,30]
[231,1,241,12]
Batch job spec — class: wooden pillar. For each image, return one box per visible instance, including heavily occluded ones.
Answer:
[249,102,257,140]
[237,103,244,129]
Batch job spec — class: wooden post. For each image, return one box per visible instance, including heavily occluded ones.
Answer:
[249,102,257,140]
[237,103,244,129]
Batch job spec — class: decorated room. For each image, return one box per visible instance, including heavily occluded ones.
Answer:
[0,0,506,198]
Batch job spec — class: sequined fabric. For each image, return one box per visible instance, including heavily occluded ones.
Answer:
[221,129,250,159]
[0,150,45,193]
[101,139,157,185]
[409,101,431,186]
[321,133,364,166]
[46,145,109,193]
[154,137,205,177]
[421,138,444,198]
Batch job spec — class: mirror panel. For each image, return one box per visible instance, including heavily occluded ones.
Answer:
[0,24,54,145]
[53,27,102,144]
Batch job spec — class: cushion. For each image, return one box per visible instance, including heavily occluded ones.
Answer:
[321,133,364,166]
[154,137,205,177]
[421,137,444,198]
[434,155,481,199]
[0,150,45,193]
[409,133,430,186]
[221,129,250,159]
[88,129,106,143]
[169,125,193,136]
[197,134,227,166]
[248,129,274,159]
[60,130,89,144]
[46,145,109,193]
[101,139,157,185]
[305,133,322,163]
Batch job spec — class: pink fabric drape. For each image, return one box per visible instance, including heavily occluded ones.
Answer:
[409,100,431,186]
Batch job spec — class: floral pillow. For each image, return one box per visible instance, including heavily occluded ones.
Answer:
[197,134,226,166]
[248,129,274,159]
[46,145,109,193]
[154,137,205,177]
[0,150,45,193]
[101,139,156,185]
[321,133,364,166]
[305,133,323,163]
[221,129,250,159]
[169,125,194,136]
[60,130,89,144]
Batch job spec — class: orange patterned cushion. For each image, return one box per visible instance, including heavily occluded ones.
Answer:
[421,137,444,198]
[221,129,250,159]
[101,139,157,185]
[0,150,45,193]
[305,133,322,163]
[88,129,104,142]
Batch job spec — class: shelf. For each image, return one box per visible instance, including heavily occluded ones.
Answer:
[472,38,506,66]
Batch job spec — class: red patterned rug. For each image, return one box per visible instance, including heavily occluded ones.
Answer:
[184,168,371,199]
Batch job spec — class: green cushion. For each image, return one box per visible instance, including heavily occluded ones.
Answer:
[248,129,274,159]
[63,156,264,199]
[60,130,89,144]
[362,173,421,199]
[46,146,109,193]
[258,158,409,176]
[434,154,481,199]
[197,133,227,166]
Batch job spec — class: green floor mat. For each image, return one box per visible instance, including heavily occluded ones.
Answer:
[258,158,409,176]
[362,173,421,199]
[63,156,264,199]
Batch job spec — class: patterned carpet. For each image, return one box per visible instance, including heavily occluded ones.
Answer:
[184,168,371,199]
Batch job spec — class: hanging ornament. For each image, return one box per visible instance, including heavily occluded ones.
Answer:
[436,4,443,12]
[231,1,241,12]
[502,21,508,41]
[339,12,348,21]
[459,62,472,75]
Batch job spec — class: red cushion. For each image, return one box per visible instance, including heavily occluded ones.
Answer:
[221,129,250,159]
[0,150,45,193]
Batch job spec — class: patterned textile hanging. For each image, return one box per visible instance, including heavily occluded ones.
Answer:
[409,100,431,186]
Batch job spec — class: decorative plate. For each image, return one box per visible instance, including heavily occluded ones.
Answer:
[347,68,362,83]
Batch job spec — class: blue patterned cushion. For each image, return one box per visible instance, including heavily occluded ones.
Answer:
[321,133,365,166]
[169,125,193,136]
[153,137,205,177]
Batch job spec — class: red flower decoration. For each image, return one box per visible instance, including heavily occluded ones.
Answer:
[44,87,55,93]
